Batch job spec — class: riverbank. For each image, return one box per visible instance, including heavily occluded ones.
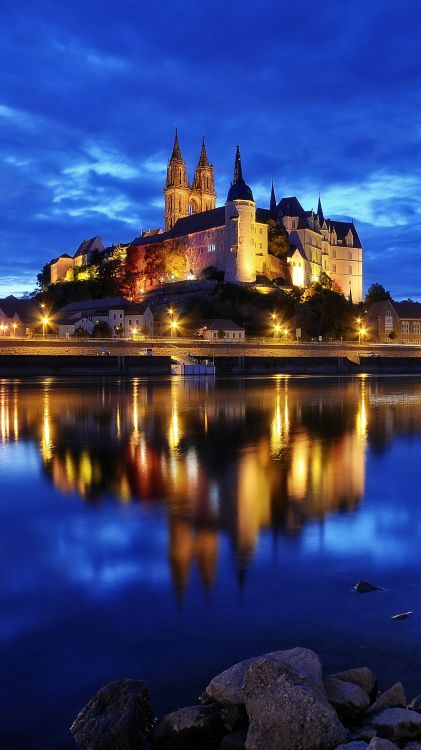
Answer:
[3,353,421,376]
[70,646,421,749]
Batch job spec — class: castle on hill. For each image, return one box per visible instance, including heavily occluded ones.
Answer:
[133,131,363,301]
[49,131,363,301]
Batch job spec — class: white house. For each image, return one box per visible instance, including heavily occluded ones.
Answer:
[57,297,154,338]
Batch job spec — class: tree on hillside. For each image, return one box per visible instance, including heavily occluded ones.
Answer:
[143,238,189,284]
[37,263,51,290]
[365,283,391,308]
[296,287,354,339]
[267,218,290,259]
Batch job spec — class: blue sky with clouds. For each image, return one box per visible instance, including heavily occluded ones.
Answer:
[1,0,421,298]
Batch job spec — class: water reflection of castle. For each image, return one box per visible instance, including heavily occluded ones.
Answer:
[3,375,411,594]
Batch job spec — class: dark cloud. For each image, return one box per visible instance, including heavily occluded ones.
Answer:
[1,0,421,295]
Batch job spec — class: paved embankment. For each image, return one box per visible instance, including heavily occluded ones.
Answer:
[1,338,421,359]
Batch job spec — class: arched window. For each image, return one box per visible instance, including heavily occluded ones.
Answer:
[179,199,182,213]
[179,169,182,184]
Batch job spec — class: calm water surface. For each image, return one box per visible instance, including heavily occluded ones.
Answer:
[1,375,421,748]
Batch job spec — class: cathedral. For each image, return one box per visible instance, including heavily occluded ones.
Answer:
[130,131,363,302]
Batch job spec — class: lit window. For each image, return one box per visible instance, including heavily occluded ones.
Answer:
[402,321,409,334]
[414,321,420,334]
[208,244,216,253]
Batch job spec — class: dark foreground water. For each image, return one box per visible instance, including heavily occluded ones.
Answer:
[1,375,421,748]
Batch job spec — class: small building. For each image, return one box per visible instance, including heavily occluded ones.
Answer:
[50,254,74,284]
[57,297,154,338]
[49,237,105,282]
[366,300,421,343]
[198,319,245,341]
[0,296,38,336]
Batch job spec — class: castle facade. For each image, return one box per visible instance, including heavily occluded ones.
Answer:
[49,132,363,302]
[131,132,363,301]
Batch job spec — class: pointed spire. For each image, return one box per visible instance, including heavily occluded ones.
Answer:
[170,128,183,162]
[269,179,277,212]
[227,145,254,203]
[233,145,243,183]
[197,136,209,168]
[317,194,324,223]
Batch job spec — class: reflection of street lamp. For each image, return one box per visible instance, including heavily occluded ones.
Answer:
[42,316,49,339]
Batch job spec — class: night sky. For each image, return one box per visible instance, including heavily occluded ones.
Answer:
[1,0,421,298]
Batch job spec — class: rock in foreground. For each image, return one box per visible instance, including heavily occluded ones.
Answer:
[70,679,155,750]
[150,704,225,748]
[244,656,347,750]
[203,646,323,705]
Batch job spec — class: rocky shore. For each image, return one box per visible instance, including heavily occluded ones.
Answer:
[70,646,421,750]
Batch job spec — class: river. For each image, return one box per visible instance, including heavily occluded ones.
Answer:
[1,375,421,748]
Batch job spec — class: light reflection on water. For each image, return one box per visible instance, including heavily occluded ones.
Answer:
[1,375,421,749]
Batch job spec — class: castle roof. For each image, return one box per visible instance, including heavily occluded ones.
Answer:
[328,220,362,248]
[74,236,104,258]
[277,196,306,218]
[227,146,254,202]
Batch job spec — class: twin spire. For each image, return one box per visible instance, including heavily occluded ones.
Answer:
[169,129,210,170]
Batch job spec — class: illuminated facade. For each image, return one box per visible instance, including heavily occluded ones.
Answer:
[131,134,363,299]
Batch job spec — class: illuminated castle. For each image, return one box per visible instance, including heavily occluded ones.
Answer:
[130,132,363,301]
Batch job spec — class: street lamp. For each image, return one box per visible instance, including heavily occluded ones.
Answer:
[274,323,282,338]
[170,320,178,339]
[42,316,49,339]
[12,322,17,337]
[359,327,366,345]
[132,327,137,339]
[283,327,289,340]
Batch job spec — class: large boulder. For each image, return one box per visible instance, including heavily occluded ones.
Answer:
[244,656,347,750]
[70,679,155,750]
[368,707,421,742]
[150,704,225,748]
[324,677,370,722]
[336,743,368,750]
[331,668,377,697]
[365,683,406,718]
[202,647,323,705]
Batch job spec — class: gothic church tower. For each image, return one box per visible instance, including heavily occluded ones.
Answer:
[191,138,216,214]
[164,131,216,230]
[164,130,189,230]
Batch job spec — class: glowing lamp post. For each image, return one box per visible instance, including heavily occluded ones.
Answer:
[359,327,367,345]
[274,323,281,338]
[12,322,17,337]
[170,320,178,339]
[132,327,137,339]
[42,316,49,339]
